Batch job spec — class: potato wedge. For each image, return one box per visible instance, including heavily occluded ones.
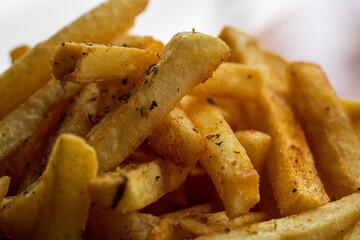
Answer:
[290,62,360,198]
[179,211,268,237]
[235,130,271,174]
[0,0,148,119]
[51,42,159,84]
[33,134,98,239]
[181,96,259,219]
[0,80,80,162]
[87,32,230,171]
[149,107,206,168]
[10,45,30,63]
[197,192,360,240]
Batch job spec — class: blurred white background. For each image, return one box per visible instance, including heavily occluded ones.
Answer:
[0,0,359,99]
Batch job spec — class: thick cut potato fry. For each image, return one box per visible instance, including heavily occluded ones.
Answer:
[181,96,259,219]
[33,134,98,239]
[112,35,164,53]
[87,32,230,172]
[290,62,360,198]
[0,177,10,203]
[149,107,206,168]
[259,85,329,216]
[0,0,148,119]
[0,80,80,162]
[51,42,159,84]
[218,26,288,95]
[197,192,360,240]
[342,99,360,138]
[262,50,288,83]
[87,208,160,240]
[0,178,44,240]
[179,211,268,237]
[235,130,271,174]
[190,63,261,100]
[10,45,30,63]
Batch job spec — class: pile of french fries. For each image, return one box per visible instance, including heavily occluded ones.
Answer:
[1,0,360,239]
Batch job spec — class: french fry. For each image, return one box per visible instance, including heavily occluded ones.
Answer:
[190,63,261,100]
[87,208,160,240]
[33,134,98,239]
[90,149,192,213]
[342,99,360,137]
[161,203,211,224]
[87,32,230,172]
[218,26,288,96]
[0,0,148,119]
[340,219,360,240]
[149,107,206,168]
[0,177,10,203]
[0,80,80,162]
[262,50,288,84]
[196,192,360,240]
[146,218,174,240]
[0,178,44,240]
[235,130,271,174]
[112,35,165,53]
[10,45,30,63]
[259,85,329,216]
[181,96,259,219]
[179,211,268,237]
[290,62,360,198]
[51,42,159,84]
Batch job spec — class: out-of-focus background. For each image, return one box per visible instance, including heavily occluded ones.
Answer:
[0,0,359,99]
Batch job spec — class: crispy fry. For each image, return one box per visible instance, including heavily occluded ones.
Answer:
[290,62,360,198]
[197,192,360,240]
[10,45,30,63]
[33,134,98,239]
[87,208,160,240]
[51,42,159,84]
[179,211,268,237]
[112,35,164,52]
[149,107,206,168]
[181,96,259,219]
[342,99,360,137]
[87,32,230,172]
[0,0,148,119]
[235,130,271,174]
[0,80,80,162]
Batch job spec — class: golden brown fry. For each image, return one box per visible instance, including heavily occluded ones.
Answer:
[149,107,206,168]
[181,96,259,219]
[0,0,148,119]
[218,26,288,95]
[342,99,360,137]
[339,219,360,240]
[0,80,80,162]
[235,130,271,174]
[190,63,261,100]
[290,62,360,198]
[112,35,164,52]
[87,32,230,172]
[51,42,159,84]
[146,218,174,240]
[197,192,360,240]
[33,134,98,239]
[179,211,268,237]
[161,203,211,225]
[87,207,160,240]
[0,177,10,203]
[259,85,329,216]
[10,45,30,63]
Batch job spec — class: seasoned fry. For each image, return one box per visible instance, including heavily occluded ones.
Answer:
[0,0,148,119]
[146,218,174,240]
[87,32,230,171]
[181,96,259,219]
[33,134,98,239]
[190,63,261,100]
[161,203,211,224]
[112,35,164,53]
[290,62,360,198]
[87,208,160,240]
[10,45,30,63]
[51,42,159,84]
[149,107,206,168]
[0,80,80,162]
[259,85,329,216]
[235,130,271,174]
[179,211,268,237]
[197,192,360,240]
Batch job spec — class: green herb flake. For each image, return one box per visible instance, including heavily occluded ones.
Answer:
[233,151,240,154]
[145,63,157,75]
[88,114,94,124]
[215,141,224,146]
[149,100,158,110]
[325,106,330,111]
[177,88,180,93]
[152,67,158,78]
[215,134,221,139]
[292,188,297,193]
[61,42,65,47]
[206,98,216,105]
